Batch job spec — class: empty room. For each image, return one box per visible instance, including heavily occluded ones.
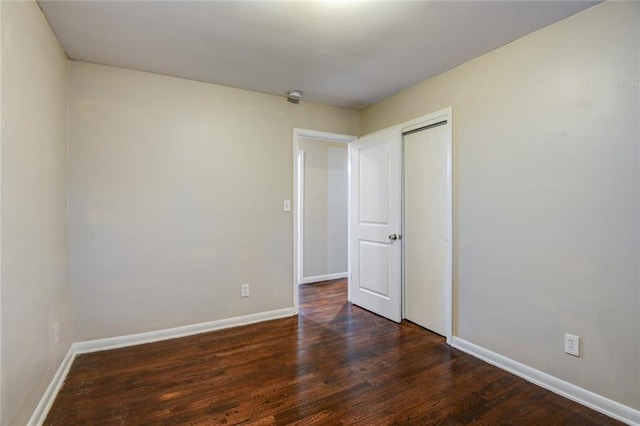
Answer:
[1,0,639,424]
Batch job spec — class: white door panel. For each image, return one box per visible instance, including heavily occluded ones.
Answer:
[404,123,449,336]
[359,241,390,296]
[350,128,402,323]
[359,143,390,224]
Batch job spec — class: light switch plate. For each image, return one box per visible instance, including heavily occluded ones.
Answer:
[283,200,291,212]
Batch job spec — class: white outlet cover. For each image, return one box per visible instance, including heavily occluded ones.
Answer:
[564,333,580,357]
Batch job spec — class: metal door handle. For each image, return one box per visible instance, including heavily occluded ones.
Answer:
[389,233,399,241]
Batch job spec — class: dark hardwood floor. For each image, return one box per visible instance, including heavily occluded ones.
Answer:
[45,279,619,425]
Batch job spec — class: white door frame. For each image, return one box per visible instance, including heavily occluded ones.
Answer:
[292,108,453,344]
[292,129,357,314]
[399,108,453,344]
[355,108,453,344]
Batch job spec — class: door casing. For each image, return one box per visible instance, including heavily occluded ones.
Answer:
[292,129,356,314]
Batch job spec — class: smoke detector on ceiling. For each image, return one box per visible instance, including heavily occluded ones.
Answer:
[286,90,303,104]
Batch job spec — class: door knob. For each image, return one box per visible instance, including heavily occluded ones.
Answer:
[389,233,399,241]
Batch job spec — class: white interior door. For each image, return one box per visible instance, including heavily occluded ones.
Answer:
[350,128,402,322]
[404,123,449,335]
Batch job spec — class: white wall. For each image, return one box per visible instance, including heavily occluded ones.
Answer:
[361,2,639,410]
[0,2,72,424]
[68,62,359,341]
[298,139,348,280]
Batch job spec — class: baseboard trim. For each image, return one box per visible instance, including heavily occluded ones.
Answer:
[301,272,347,284]
[452,337,640,426]
[75,307,296,354]
[27,345,77,426]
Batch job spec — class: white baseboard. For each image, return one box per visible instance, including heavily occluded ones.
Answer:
[75,307,296,354]
[29,307,296,425]
[27,345,77,426]
[301,272,347,284]
[31,321,638,426]
[452,337,640,426]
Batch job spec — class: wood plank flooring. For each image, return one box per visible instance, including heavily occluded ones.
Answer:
[45,279,620,425]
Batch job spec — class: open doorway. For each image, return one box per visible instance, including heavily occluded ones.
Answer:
[293,129,356,313]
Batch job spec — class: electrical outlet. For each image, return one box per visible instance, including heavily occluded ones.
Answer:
[241,284,250,297]
[53,323,60,344]
[564,333,580,357]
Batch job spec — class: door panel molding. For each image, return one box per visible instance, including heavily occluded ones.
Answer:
[350,127,402,323]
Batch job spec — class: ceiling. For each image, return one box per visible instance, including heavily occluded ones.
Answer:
[38,1,599,109]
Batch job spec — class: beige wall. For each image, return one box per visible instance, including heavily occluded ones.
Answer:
[326,144,348,275]
[1,4,4,422]
[298,139,348,279]
[2,1,637,421]
[1,1,72,424]
[362,2,640,409]
[68,61,359,341]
